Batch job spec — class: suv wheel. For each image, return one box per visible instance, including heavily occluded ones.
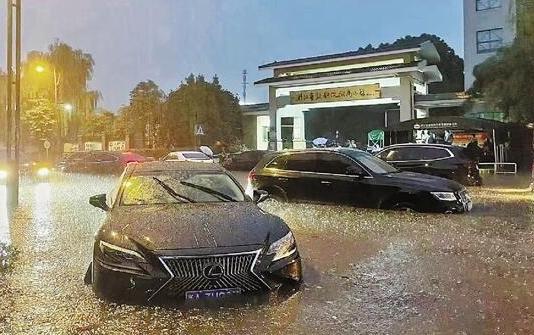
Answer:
[391,202,418,213]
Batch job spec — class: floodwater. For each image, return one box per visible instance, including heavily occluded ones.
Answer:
[0,173,533,334]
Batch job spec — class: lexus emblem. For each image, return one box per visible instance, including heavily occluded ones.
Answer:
[202,263,224,280]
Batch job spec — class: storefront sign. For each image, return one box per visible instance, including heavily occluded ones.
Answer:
[108,140,126,151]
[84,142,103,151]
[413,122,459,130]
[290,84,381,104]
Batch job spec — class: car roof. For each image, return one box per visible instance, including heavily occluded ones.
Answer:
[128,161,223,175]
[382,143,459,149]
[168,151,208,155]
[270,147,367,155]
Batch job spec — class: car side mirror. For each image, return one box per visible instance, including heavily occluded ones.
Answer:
[253,190,269,204]
[346,166,365,179]
[89,194,109,211]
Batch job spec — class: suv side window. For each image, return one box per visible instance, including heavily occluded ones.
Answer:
[380,148,411,161]
[266,155,288,170]
[421,148,450,160]
[91,152,119,162]
[314,153,353,174]
[286,153,316,172]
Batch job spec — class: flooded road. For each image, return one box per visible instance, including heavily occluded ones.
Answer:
[0,174,533,334]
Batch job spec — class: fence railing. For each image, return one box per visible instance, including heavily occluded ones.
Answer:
[478,162,517,175]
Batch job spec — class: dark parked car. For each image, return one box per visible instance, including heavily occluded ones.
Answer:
[248,148,472,214]
[375,143,482,186]
[85,161,302,304]
[57,151,147,174]
[222,150,273,171]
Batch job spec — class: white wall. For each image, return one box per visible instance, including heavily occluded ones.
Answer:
[464,0,517,90]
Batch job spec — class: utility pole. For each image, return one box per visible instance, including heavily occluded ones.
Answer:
[5,0,21,207]
[6,0,12,161]
[242,69,248,104]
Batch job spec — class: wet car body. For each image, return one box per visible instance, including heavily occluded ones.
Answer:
[375,143,482,186]
[249,148,472,213]
[86,161,302,304]
[58,151,146,174]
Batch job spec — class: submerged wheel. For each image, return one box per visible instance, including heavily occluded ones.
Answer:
[391,202,418,213]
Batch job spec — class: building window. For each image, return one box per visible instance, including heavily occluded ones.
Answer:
[477,28,504,53]
[476,0,502,10]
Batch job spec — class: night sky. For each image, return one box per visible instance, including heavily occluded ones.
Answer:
[0,0,463,110]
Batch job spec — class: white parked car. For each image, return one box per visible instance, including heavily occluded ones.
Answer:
[161,151,214,163]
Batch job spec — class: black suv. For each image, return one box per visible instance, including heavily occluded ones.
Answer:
[375,144,482,186]
[248,148,472,213]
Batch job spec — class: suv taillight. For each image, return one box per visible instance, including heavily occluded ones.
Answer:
[248,170,257,182]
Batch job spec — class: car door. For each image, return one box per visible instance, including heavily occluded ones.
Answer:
[313,152,365,205]
[283,152,321,202]
[379,146,426,173]
[417,147,454,178]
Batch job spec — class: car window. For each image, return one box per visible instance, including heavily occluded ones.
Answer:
[266,155,288,170]
[421,148,450,160]
[121,172,245,205]
[344,150,397,174]
[315,153,353,174]
[182,152,209,160]
[379,148,412,161]
[66,152,85,160]
[286,153,316,172]
[91,152,118,162]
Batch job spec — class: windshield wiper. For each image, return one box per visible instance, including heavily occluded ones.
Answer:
[179,181,237,202]
[152,177,195,203]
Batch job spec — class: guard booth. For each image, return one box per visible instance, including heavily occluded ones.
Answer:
[385,116,533,174]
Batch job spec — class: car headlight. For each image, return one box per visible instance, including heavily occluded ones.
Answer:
[430,192,457,201]
[267,231,297,262]
[37,167,50,177]
[98,240,146,270]
[0,170,7,180]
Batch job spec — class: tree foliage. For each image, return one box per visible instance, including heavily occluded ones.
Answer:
[122,80,165,148]
[369,34,464,93]
[469,1,534,122]
[22,98,57,142]
[164,74,242,148]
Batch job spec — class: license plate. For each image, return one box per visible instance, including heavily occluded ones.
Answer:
[185,288,242,301]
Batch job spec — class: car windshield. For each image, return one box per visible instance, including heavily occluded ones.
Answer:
[344,150,398,174]
[121,171,245,205]
[182,152,210,160]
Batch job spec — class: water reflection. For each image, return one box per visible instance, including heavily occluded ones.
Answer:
[0,184,10,245]
[32,182,52,243]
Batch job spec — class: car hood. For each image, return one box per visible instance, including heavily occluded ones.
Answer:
[378,171,463,192]
[106,202,287,250]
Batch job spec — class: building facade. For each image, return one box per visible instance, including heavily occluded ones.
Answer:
[463,0,517,90]
[245,41,443,151]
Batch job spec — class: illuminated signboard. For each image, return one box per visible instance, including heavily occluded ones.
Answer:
[290,84,381,104]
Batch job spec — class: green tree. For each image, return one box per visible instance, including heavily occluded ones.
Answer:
[165,74,242,148]
[22,98,57,142]
[81,109,115,140]
[378,34,464,93]
[469,1,534,122]
[123,80,165,148]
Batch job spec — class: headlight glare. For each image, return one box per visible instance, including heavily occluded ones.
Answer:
[37,167,50,177]
[431,192,457,201]
[267,231,297,262]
